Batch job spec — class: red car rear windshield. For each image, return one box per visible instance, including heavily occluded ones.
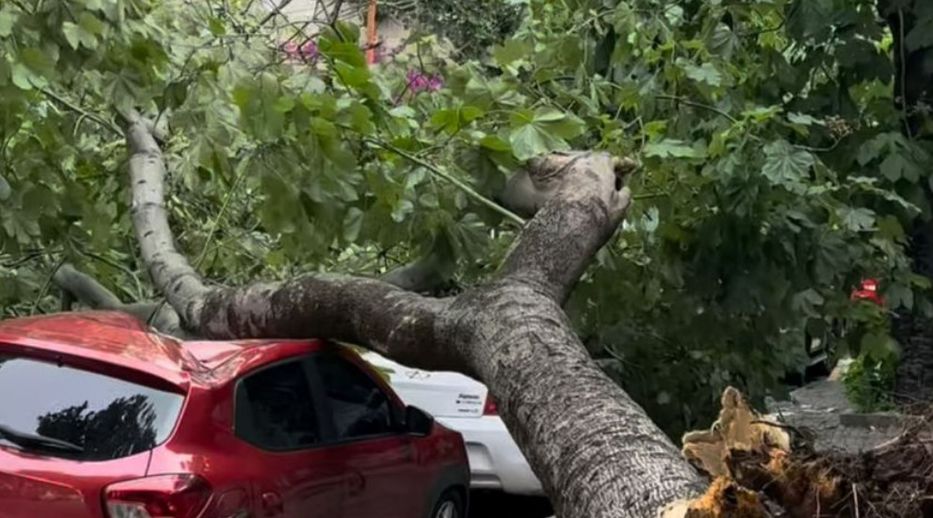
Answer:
[0,354,184,461]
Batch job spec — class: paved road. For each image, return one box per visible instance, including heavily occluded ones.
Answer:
[469,492,553,518]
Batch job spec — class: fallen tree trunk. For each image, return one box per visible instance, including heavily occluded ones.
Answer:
[121,109,706,517]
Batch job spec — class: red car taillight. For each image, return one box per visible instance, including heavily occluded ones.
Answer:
[851,278,884,306]
[104,474,212,518]
[483,393,498,415]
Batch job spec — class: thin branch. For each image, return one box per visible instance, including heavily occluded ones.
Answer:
[39,89,122,136]
[250,0,294,36]
[655,94,739,124]
[362,137,526,226]
[632,191,669,200]
[736,0,799,38]
[31,256,67,315]
[53,263,125,309]
[327,0,346,30]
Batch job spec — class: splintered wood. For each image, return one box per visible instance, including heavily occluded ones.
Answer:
[662,386,933,518]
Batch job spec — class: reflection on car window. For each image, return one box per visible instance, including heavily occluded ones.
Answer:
[236,360,320,450]
[0,355,184,461]
[314,353,394,440]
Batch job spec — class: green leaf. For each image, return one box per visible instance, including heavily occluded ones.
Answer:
[0,174,10,202]
[876,215,904,241]
[708,23,739,59]
[644,139,702,159]
[886,283,913,310]
[320,41,366,68]
[492,39,533,67]
[11,63,32,90]
[430,105,483,135]
[343,208,363,242]
[788,113,819,125]
[391,199,414,222]
[788,0,833,40]
[508,108,584,161]
[20,48,55,77]
[333,62,377,98]
[480,135,511,152]
[78,12,105,35]
[880,153,922,182]
[792,289,824,317]
[419,193,440,208]
[761,141,814,188]
[857,133,898,165]
[510,124,565,161]
[272,95,295,113]
[743,105,782,122]
[0,7,15,37]
[680,61,722,87]
[839,207,875,232]
[906,18,933,51]
[62,17,98,50]
[62,22,82,50]
[208,17,226,36]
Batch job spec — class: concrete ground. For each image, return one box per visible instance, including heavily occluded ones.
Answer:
[469,491,553,518]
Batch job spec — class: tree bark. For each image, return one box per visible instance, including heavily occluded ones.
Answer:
[122,113,704,517]
[53,263,186,336]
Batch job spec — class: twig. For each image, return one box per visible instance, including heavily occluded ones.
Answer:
[655,94,739,124]
[363,137,526,226]
[1,251,47,268]
[736,0,800,38]
[71,245,145,300]
[632,191,668,201]
[327,0,346,32]
[31,255,67,315]
[853,483,860,518]
[39,89,122,136]
[249,0,294,37]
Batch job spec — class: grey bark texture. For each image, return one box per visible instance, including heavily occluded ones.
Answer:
[123,117,704,517]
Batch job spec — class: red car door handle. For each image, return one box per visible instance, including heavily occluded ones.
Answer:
[347,471,365,495]
[260,491,284,516]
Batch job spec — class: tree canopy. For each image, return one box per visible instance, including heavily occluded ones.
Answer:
[1,0,930,438]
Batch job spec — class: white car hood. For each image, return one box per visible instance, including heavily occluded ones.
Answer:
[362,351,488,418]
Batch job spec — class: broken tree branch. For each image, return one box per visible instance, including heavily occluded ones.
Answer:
[122,112,705,518]
[53,263,187,337]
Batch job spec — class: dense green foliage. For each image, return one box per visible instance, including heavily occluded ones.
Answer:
[1,0,931,435]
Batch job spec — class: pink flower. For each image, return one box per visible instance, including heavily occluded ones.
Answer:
[300,41,318,60]
[282,41,299,57]
[406,70,444,94]
[280,39,318,63]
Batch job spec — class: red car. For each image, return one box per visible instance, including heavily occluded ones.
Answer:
[0,311,469,518]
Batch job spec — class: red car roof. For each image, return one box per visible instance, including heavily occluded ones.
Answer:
[0,311,324,390]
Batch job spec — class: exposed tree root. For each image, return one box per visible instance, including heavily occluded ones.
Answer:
[671,387,933,518]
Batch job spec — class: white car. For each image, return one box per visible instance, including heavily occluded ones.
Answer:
[362,351,544,496]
